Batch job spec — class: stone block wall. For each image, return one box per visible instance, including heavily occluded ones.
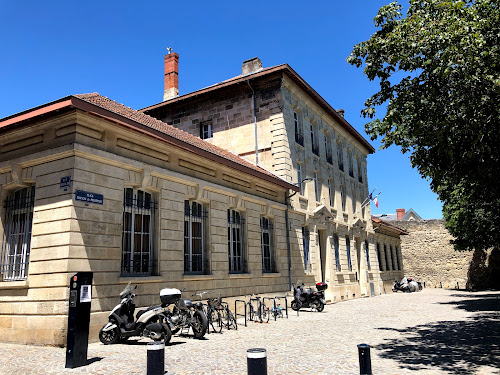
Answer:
[395,220,472,289]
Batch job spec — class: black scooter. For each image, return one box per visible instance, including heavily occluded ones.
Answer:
[99,283,172,345]
[291,281,327,312]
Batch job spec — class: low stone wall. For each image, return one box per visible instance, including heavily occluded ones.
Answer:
[395,220,472,289]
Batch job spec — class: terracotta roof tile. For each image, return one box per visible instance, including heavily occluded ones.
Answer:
[74,93,285,182]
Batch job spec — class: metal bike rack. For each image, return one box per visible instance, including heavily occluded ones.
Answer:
[234,300,247,327]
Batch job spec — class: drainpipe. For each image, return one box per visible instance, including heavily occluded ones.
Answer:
[247,80,258,165]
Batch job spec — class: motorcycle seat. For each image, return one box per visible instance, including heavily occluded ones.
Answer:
[136,304,161,319]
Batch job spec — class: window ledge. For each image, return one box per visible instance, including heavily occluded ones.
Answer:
[0,280,29,289]
[262,272,282,277]
[228,273,252,279]
[118,276,165,284]
[182,274,216,281]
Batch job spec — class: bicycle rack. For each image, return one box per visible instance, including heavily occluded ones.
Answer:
[273,296,289,319]
[234,300,247,327]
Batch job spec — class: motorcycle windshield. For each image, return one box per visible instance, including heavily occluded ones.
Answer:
[119,282,133,298]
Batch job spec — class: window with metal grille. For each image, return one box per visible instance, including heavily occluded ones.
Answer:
[1,186,35,281]
[328,179,334,207]
[365,240,371,271]
[261,217,275,273]
[313,172,320,202]
[184,201,208,274]
[228,209,245,273]
[333,235,341,272]
[302,227,310,270]
[346,236,352,271]
[311,124,319,156]
[121,188,156,276]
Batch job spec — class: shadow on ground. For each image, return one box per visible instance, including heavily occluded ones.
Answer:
[375,293,500,374]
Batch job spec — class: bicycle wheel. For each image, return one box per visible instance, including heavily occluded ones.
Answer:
[215,309,223,333]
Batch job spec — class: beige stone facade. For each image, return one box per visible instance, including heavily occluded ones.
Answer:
[396,220,473,289]
[144,58,406,303]
[0,96,307,346]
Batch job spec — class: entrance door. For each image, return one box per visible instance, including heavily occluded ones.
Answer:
[355,239,368,295]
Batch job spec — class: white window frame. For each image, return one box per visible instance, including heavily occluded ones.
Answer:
[0,186,35,281]
[201,122,213,140]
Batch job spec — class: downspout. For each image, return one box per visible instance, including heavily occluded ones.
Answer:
[247,80,258,165]
[285,192,293,291]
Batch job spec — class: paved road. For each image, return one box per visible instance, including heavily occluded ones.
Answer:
[1,289,499,375]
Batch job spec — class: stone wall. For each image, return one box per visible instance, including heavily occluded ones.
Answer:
[395,220,473,289]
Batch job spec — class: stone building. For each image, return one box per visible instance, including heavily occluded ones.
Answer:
[0,93,302,346]
[142,54,405,302]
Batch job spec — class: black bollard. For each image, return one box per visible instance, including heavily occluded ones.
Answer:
[457,282,459,289]
[358,344,372,375]
[147,341,165,375]
[247,348,267,375]
[440,282,442,288]
[424,281,426,288]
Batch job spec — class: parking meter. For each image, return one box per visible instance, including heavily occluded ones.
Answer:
[65,272,93,368]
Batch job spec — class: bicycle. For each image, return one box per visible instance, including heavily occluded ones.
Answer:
[270,300,284,319]
[192,291,220,334]
[246,294,269,323]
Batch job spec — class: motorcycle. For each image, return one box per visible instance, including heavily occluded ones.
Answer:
[99,283,172,345]
[291,281,327,312]
[392,277,422,293]
[161,287,208,339]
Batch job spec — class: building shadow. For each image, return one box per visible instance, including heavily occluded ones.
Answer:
[375,293,500,374]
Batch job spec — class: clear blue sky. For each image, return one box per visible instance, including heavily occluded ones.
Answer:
[0,1,443,219]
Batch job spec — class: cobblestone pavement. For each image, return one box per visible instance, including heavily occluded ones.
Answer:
[1,289,499,375]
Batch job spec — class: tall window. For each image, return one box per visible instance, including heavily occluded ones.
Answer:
[357,159,363,183]
[365,240,371,271]
[302,227,310,270]
[352,189,357,214]
[313,172,320,202]
[338,144,344,171]
[184,201,207,274]
[325,135,333,164]
[122,188,155,275]
[1,187,35,281]
[377,243,383,271]
[341,185,346,212]
[200,121,213,140]
[297,163,303,195]
[261,217,274,273]
[348,152,354,178]
[396,247,401,270]
[384,245,391,271]
[294,111,304,146]
[311,124,319,156]
[228,209,245,273]
[346,236,352,271]
[333,235,341,272]
[328,179,334,207]
[390,245,397,270]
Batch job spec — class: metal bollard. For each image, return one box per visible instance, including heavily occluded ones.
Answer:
[457,282,459,289]
[440,282,443,288]
[357,344,372,375]
[247,348,267,375]
[147,341,165,375]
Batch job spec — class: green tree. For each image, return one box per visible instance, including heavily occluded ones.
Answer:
[348,0,500,253]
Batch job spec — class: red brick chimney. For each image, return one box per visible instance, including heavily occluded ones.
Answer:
[163,51,179,101]
[396,208,406,220]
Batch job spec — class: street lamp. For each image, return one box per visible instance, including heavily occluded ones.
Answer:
[285,177,313,291]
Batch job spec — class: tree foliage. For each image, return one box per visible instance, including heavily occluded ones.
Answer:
[348,0,500,251]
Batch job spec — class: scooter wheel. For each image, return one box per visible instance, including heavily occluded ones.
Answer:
[99,326,120,345]
[316,302,325,312]
[291,300,300,311]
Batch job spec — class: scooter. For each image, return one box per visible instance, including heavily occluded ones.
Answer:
[161,287,208,339]
[291,281,327,312]
[99,283,172,345]
[392,277,422,293]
